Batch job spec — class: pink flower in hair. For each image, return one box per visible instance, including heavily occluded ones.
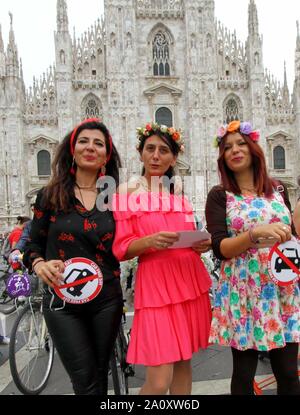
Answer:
[249,131,260,142]
[217,125,228,138]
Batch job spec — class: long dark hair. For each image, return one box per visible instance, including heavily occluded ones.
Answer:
[137,130,180,194]
[218,132,274,197]
[43,120,122,211]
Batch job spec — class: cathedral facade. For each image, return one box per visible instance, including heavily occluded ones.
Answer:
[0,0,300,229]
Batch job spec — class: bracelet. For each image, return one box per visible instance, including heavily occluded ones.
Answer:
[248,227,258,244]
[32,259,45,272]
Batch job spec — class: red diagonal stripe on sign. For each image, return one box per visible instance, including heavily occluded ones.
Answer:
[59,274,98,289]
[274,246,300,275]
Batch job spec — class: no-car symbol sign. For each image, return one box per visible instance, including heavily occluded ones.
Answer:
[54,257,103,304]
[268,240,300,286]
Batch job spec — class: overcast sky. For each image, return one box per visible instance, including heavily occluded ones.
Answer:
[0,0,299,92]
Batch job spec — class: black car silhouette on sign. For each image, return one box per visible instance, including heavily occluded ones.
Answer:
[65,268,94,297]
[274,248,300,273]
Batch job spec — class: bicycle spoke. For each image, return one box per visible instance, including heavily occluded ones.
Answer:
[9,303,54,394]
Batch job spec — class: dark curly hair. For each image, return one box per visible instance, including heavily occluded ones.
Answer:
[42,120,122,212]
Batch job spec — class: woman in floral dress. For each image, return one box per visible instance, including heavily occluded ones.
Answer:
[206,120,300,395]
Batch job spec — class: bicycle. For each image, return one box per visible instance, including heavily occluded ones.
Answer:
[8,279,55,395]
[110,303,135,395]
[8,253,134,395]
[0,262,17,313]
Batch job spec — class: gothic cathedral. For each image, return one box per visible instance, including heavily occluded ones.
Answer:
[0,0,300,228]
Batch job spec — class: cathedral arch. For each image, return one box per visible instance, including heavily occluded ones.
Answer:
[60,50,65,64]
[81,94,102,119]
[273,146,285,170]
[223,94,243,123]
[155,107,173,127]
[110,33,116,48]
[206,33,212,48]
[148,24,174,77]
[37,150,51,176]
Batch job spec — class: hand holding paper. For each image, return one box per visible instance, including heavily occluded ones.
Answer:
[168,230,211,249]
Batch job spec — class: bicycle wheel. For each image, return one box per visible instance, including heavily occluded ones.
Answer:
[0,272,15,310]
[9,302,54,395]
[110,328,129,395]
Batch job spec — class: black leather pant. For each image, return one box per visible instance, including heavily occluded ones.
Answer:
[43,293,123,395]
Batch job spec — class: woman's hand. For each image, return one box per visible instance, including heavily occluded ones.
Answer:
[192,238,212,254]
[252,223,292,244]
[147,231,179,250]
[34,259,65,288]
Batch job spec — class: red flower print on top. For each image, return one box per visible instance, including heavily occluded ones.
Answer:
[50,216,57,223]
[96,243,106,251]
[102,232,113,242]
[58,233,75,242]
[75,204,87,214]
[84,219,98,232]
[59,249,65,260]
[34,208,44,219]
[96,254,104,265]
[113,270,121,278]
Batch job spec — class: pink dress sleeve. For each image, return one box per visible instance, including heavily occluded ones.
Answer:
[112,212,139,261]
[112,193,140,261]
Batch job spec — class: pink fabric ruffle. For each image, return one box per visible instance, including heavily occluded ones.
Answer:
[135,249,212,309]
[112,192,194,220]
[127,295,212,366]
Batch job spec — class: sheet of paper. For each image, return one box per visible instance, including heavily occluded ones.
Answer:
[169,230,211,249]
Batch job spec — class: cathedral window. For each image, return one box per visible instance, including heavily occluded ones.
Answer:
[155,107,173,127]
[85,99,100,118]
[81,94,102,119]
[153,31,170,77]
[273,146,285,170]
[60,50,65,65]
[37,150,51,176]
[224,98,241,123]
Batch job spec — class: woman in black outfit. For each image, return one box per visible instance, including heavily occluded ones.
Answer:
[23,118,123,395]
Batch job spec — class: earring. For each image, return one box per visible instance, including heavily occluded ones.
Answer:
[70,156,76,175]
[98,165,106,178]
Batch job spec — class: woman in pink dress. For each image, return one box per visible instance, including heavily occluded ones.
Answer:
[112,123,212,395]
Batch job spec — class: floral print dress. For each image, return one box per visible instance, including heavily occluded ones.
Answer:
[209,190,300,351]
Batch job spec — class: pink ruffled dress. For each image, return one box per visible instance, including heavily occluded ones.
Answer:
[112,192,212,366]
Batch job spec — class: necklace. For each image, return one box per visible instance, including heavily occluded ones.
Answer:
[75,184,97,211]
[76,186,86,208]
[75,182,96,190]
[137,177,150,192]
[240,186,257,195]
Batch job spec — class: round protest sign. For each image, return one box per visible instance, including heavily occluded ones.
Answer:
[54,257,103,304]
[268,240,300,286]
[6,272,31,298]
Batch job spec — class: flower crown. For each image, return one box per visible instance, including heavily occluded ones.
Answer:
[213,120,260,148]
[136,122,184,152]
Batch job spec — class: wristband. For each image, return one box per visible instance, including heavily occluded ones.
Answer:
[248,227,258,244]
[33,259,45,272]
